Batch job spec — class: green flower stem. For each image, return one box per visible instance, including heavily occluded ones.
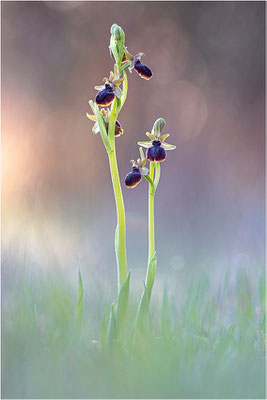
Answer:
[107,100,127,292]
[153,161,161,194]
[134,162,160,335]
[144,161,159,302]
[118,71,128,113]
[147,162,155,266]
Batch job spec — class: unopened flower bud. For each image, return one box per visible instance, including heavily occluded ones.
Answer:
[110,24,124,41]
[110,24,125,64]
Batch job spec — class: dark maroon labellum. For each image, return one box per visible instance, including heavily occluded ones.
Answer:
[147,141,166,162]
[125,167,142,188]
[134,59,152,80]
[105,120,123,137]
[95,84,115,106]
[115,120,123,136]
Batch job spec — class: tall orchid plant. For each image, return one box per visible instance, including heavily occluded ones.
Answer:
[87,24,175,344]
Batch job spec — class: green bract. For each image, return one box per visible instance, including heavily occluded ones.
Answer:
[110,24,125,65]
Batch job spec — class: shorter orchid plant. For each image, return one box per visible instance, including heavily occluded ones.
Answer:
[86,24,175,345]
[124,118,176,335]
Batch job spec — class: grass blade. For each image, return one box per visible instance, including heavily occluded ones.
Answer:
[146,253,157,301]
[75,270,84,330]
[107,303,116,346]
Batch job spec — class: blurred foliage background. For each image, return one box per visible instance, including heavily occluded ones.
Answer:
[2,1,264,279]
[1,2,265,398]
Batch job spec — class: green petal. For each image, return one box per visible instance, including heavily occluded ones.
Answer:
[124,47,134,61]
[86,113,97,122]
[161,142,176,150]
[137,141,152,148]
[146,132,154,141]
[88,100,95,114]
[139,147,146,162]
[113,77,125,86]
[160,133,170,142]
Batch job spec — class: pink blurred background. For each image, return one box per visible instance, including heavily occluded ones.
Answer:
[2,2,265,287]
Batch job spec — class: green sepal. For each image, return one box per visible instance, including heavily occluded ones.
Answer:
[137,141,152,149]
[88,100,95,114]
[152,117,166,138]
[139,147,146,163]
[161,142,176,150]
[95,103,112,153]
[86,112,96,122]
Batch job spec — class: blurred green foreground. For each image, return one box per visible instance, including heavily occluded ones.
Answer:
[2,265,265,399]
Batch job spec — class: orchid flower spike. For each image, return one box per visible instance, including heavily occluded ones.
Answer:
[138,118,176,162]
[125,148,149,188]
[87,100,124,137]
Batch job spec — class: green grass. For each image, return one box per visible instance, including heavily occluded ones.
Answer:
[2,265,265,399]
